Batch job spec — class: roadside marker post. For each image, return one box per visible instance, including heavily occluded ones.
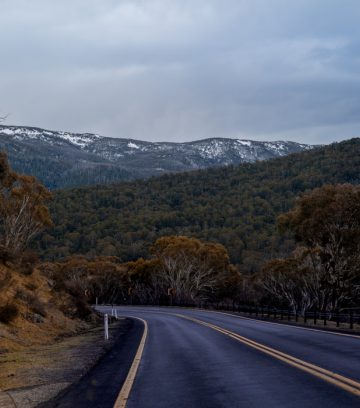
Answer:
[104,313,109,340]
[115,309,118,319]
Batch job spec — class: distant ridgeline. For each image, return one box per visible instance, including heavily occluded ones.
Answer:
[0,125,311,189]
[35,138,360,274]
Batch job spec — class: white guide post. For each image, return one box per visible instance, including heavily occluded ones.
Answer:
[104,313,109,340]
[115,309,118,319]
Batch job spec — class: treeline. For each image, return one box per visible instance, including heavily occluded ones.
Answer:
[36,138,360,273]
[7,156,133,189]
[38,184,360,314]
[40,236,240,306]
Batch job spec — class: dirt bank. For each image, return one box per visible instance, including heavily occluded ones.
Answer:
[0,319,127,407]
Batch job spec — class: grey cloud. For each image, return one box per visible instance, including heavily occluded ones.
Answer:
[0,0,360,143]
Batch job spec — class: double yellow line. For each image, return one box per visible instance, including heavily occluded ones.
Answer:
[175,314,360,398]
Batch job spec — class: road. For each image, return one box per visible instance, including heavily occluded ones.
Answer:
[96,306,360,408]
[41,307,360,407]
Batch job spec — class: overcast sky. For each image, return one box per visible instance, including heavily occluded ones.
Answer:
[1,0,360,143]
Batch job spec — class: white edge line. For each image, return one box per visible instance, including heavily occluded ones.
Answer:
[113,316,148,408]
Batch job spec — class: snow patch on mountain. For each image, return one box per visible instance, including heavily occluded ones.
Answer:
[127,142,140,149]
[56,132,102,148]
[0,126,102,148]
[237,140,252,147]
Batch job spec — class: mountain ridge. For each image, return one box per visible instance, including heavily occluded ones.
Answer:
[0,124,314,189]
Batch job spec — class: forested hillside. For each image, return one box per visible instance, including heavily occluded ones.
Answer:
[36,138,360,273]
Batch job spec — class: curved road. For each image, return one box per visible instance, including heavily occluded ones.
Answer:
[97,306,360,408]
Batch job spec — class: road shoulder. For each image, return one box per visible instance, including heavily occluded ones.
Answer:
[0,319,139,408]
[38,317,143,408]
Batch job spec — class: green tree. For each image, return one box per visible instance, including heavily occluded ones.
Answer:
[0,153,52,261]
[276,184,360,311]
[152,236,239,303]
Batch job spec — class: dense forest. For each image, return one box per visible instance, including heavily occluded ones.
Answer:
[42,184,360,312]
[1,139,134,189]
[36,138,360,273]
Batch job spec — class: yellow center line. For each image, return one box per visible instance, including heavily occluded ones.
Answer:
[175,313,360,398]
[113,317,148,408]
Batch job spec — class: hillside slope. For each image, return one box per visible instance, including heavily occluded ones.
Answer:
[36,138,360,272]
[0,264,95,353]
[0,125,312,189]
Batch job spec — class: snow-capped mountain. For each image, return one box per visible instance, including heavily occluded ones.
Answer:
[0,125,314,189]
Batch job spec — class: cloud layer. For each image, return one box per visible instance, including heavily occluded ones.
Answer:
[1,0,360,143]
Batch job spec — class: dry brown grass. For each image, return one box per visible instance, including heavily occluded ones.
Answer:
[0,325,106,391]
[0,264,97,354]
[0,321,126,408]
[0,262,104,406]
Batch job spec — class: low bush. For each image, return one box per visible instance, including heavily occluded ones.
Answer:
[18,251,39,275]
[30,298,47,317]
[0,246,16,266]
[14,290,47,317]
[14,288,30,301]
[0,271,12,291]
[75,299,92,319]
[0,304,19,324]
[25,282,37,291]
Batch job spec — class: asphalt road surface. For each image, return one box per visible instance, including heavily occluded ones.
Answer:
[59,306,360,408]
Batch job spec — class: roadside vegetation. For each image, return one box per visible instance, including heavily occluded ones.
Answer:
[40,236,240,307]
[0,154,97,352]
[256,184,360,314]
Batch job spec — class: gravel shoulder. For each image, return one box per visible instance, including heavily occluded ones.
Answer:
[0,318,132,407]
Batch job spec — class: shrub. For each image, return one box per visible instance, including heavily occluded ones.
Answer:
[14,290,47,317]
[30,298,47,317]
[0,246,15,265]
[18,251,39,275]
[14,289,30,301]
[25,282,37,291]
[0,271,12,291]
[0,304,19,324]
[75,299,92,319]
